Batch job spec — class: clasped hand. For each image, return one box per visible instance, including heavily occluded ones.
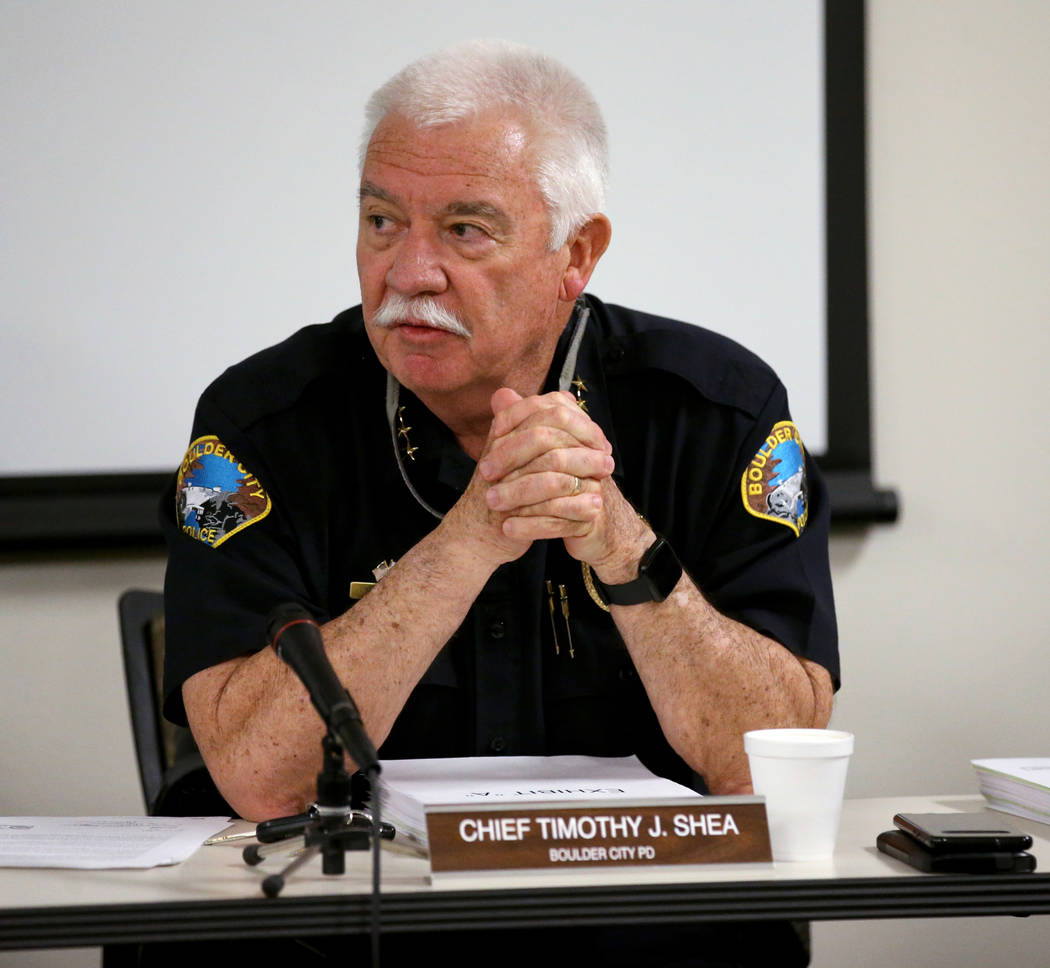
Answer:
[451,387,646,572]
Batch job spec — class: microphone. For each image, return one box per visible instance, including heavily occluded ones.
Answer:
[266,603,380,774]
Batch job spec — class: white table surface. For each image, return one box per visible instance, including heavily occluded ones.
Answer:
[1,795,1047,950]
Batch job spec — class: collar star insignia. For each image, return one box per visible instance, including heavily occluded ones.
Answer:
[571,375,589,412]
[396,405,419,460]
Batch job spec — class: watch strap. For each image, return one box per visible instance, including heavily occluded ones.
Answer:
[592,571,659,606]
[587,534,682,606]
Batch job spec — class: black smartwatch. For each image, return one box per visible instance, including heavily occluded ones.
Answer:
[591,534,683,606]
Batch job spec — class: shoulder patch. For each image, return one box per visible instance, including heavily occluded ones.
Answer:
[741,421,809,536]
[175,436,271,547]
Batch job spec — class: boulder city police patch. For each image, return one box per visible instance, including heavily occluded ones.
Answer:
[740,421,809,536]
[175,436,271,547]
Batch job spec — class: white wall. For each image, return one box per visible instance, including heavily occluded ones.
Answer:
[2,1,1049,965]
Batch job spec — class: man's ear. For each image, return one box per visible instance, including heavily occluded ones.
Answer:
[559,215,612,303]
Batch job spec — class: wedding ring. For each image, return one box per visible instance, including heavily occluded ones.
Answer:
[570,475,582,496]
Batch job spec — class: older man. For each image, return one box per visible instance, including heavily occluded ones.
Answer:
[163,39,836,849]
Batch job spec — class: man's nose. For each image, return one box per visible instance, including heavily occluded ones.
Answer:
[386,229,448,296]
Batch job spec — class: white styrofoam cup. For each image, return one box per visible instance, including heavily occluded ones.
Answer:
[743,728,854,862]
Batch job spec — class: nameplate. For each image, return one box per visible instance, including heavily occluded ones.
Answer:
[424,796,771,873]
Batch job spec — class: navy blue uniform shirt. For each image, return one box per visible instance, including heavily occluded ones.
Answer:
[161,294,838,794]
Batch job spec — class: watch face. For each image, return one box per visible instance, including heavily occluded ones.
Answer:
[642,537,682,602]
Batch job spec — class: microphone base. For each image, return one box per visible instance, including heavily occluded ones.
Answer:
[241,732,393,897]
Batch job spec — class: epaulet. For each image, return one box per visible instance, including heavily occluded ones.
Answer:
[594,300,781,421]
[202,307,367,428]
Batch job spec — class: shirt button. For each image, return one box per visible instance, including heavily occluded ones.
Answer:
[489,619,505,639]
[619,666,636,680]
[489,736,507,753]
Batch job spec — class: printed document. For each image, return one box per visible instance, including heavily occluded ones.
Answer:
[0,816,233,869]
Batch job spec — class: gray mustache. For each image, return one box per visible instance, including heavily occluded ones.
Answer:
[372,295,472,339]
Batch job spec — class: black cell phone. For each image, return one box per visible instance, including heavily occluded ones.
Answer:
[877,829,1037,874]
[892,812,1033,852]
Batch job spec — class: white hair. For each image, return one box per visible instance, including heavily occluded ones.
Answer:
[360,39,609,250]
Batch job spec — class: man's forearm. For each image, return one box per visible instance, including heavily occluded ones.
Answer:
[605,565,834,794]
[183,519,502,821]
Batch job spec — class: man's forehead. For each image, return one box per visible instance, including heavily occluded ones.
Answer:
[363,112,532,180]
[359,115,542,221]
[361,178,506,215]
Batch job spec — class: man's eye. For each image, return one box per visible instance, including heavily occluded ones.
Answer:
[366,213,401,234]
[450,222,486,240]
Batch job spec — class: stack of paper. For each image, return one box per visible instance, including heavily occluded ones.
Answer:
[971,758,1050,824]
[376,754,701,850]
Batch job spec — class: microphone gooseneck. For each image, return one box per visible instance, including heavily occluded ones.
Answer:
[266,602,380,774]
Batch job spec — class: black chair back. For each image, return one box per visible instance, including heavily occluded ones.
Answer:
[118,588,168,812]
[117,588,231,816]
